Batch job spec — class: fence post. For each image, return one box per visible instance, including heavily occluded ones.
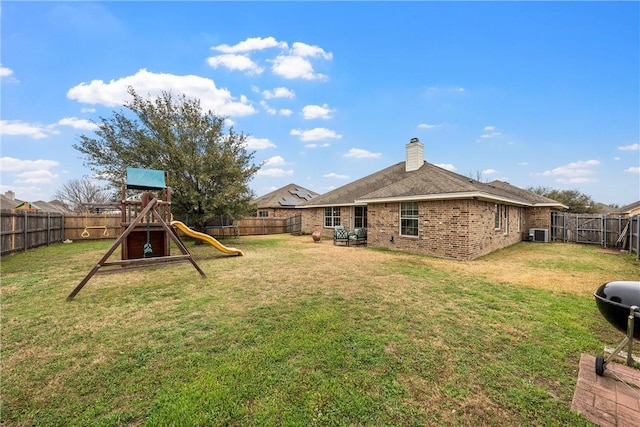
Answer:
[23,210,27,252]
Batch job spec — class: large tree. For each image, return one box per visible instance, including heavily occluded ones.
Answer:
[527,186,598,213]
[74,88,260,229]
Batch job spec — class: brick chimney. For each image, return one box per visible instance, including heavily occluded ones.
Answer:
[405,137,424,172]
[5,190,15,200]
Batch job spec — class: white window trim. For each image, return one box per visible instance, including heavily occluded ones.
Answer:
[494,204,502,230]
[400,202,419,237]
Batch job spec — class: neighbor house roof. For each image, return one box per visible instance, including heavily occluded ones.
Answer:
[254,183,320,209]
[0,194,25,211]
[300,161,567,209]
[33,200,74,214]
[616,200,640,215]
[0,193,74,214]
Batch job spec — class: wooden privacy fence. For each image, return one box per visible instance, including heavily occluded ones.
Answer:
[1,210,65,255]
[234,217,286,235]
[551,212,640,259]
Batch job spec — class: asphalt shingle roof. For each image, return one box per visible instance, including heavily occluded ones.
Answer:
[300,161,566,208]
[254,183,320,208]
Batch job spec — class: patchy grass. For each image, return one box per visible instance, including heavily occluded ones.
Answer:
[1,236,638,426]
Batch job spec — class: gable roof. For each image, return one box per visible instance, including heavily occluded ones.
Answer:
[254,183,320,209]
[300,161,566,209]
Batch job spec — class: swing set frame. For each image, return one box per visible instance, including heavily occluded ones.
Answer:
[66,168,206,301]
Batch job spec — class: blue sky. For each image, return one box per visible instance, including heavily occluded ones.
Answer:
[2,1,639,206]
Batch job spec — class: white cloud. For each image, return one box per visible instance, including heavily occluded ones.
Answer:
[543,159,600,177]
[272,55,327,80]
[0,66,13,78]
[264,155,286,166]
[57,117,99,131]
[557,177,597,184]
[0,65,19,83]
[271,42,332,81]
[262,87,295,99]
[66,68,256,117]
[343,148,381,159]
[434,163,456,171]
[16,169,58,185]
[211,38,331,81]
[211,36,287,54]
[482,168,498,175]
[81,107,96,113]
[290,127,342,142]
[279,109,293,116]
[302,104,334,120]
[1,157,59,172]
[207,54,263,75]
[479,125,502,139]
[244,137,276,150]
[625,166,640,174]
[517,162,529,166]
[618,143,640,151]
[542,159,600,183]
[256,167,294,177]
[291,42,333,60]
[323,172,349,179]
[0,120,52,139]
[260,100,277,115]
[417,123,442,129]
[304,143,331,149]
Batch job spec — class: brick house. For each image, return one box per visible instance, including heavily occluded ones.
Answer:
[298,138,567,260]
[253,183,320,218]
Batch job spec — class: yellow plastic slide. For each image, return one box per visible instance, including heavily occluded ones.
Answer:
[170,221,244,256]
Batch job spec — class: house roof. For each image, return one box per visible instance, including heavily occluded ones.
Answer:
[300,161,567,209]
[254,183,320,209]
[33,200,75,214]
[0,193,74,214]
[616,200,640,215]
[0,194,25,211]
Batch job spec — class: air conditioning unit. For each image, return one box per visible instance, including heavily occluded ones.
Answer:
[529,228,549,243]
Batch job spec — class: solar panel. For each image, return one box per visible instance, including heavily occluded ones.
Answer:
[289,188,315,201]
[279,197,301,206]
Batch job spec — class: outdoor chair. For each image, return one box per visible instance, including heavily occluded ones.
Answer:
[333,225,350,246]
[348,228,367,246]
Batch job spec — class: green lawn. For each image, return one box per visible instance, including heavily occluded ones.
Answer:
[1,235,638,426]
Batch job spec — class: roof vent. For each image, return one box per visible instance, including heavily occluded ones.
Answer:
[405,137,424,172]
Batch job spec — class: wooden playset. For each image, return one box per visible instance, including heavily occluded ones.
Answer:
[66,168,206,301]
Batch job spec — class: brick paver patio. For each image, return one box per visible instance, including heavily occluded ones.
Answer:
[572,354,640,426]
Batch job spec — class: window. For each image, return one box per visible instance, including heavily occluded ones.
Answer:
[503,205,509,234]
[258,210,269,218]
[324,207,341,227]
[354,206,368,228]
[494,204,501,229]
[400,202,418,236]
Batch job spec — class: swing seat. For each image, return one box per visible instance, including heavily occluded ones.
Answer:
[143,242,153,257]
